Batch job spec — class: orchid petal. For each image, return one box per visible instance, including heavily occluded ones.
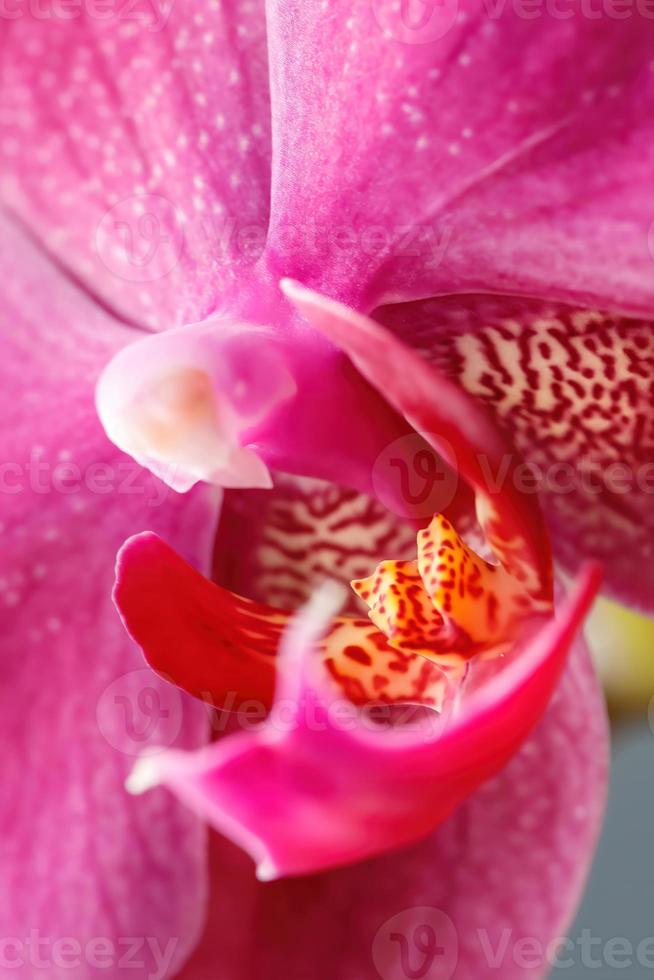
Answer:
[377,293,654,612]
[0,214,217,972]
[126,564,600,878]
[266,1,654,314]
[0,1,270,327]
[114,531,280,712]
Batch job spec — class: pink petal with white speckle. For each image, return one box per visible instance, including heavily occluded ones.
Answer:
[265,1,654,314]
[0,214,218,977]
[0,0,271,328]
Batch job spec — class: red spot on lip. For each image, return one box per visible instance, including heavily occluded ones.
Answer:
[344,644,373,666]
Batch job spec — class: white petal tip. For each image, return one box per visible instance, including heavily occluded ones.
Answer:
[279,277,309,302]
[125,755,164,795]
[256,859,279,882]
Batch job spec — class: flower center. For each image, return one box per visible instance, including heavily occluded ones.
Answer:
[351,513,549,668]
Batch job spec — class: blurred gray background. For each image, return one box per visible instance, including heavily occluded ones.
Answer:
[564,717,654,977]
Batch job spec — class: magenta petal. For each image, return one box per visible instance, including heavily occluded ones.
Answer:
[0,1,270,327]
[0,215,218,973]
[127,563,599,878]
[266,2,654,314]
[178,632,607,980]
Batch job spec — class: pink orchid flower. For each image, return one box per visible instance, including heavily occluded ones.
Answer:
[1,2,652,978]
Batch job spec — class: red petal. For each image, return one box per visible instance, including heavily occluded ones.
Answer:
[114,532,280,712]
